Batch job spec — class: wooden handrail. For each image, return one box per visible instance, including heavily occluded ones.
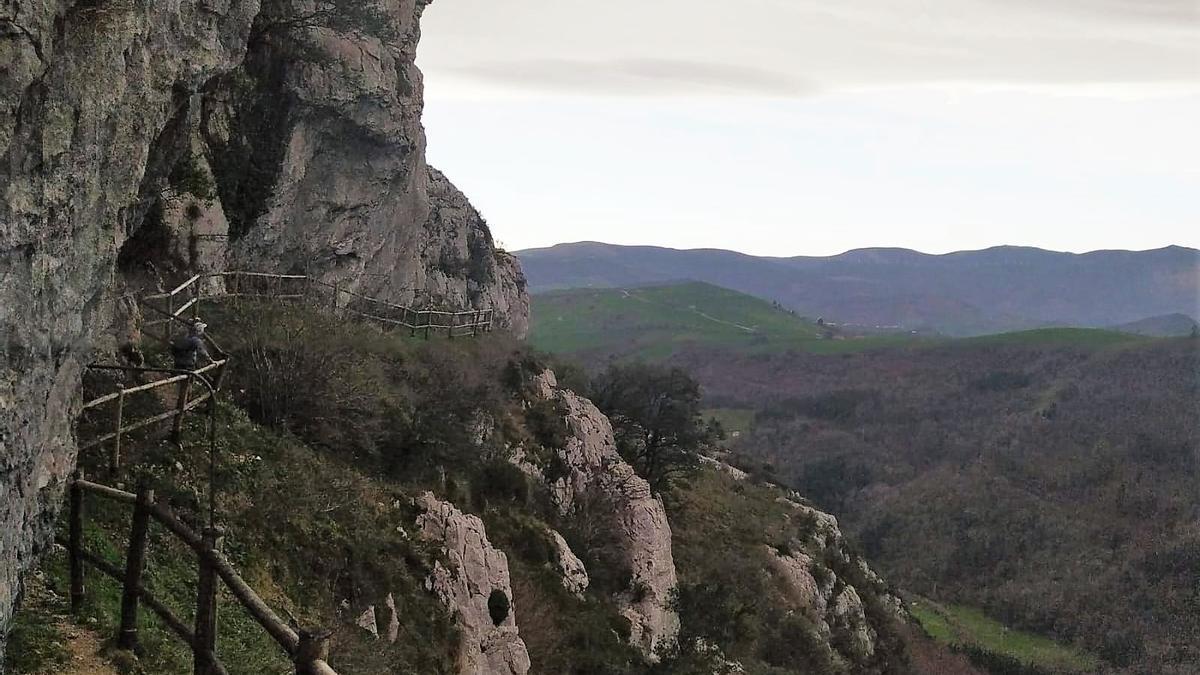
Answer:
[66,479,330,674]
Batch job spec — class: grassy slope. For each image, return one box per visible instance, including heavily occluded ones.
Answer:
[531,282,919,360]
[951,327,1147,348]
[909,598,1098,673]
[8,400,458,675]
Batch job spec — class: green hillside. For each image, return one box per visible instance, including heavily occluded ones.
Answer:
[531,282,918,360]
[952,326,1147,348]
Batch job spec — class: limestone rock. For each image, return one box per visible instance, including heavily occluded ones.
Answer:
[830,585,877,661]
[0,0,259,656]
[766,491,904,669]
[355,605,379,639]
[698,454,749,481]
[415,493,530,675]
[382,592,401,643]
[546,529,589,597]
[531,372,680,657]
[199,1,529,336]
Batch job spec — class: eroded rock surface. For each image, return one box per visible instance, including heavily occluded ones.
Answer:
[547,528,589,597]
[202,0,529,335]
[766,495,908,668]
[529,370,680,656]
[416,492,531,675]
[0,0,260,654]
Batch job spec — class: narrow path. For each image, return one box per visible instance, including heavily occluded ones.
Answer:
[53,621,120,675]
[8,568,119,675]
[620,288,759,333]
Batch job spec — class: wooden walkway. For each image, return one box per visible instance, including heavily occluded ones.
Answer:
[142,271,494,342]
[64,270,496,674]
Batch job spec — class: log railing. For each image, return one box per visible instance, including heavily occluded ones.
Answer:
[143,271,494,339]
[79,362,228,474]
[62,474,338,675]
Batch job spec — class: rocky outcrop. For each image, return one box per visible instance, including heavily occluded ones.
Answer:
[767,495,907,668]
[546,528,589,597]
[198,0,529,335]
[528,370,679,656]
[415,492,531,675]
[0,0,260,655]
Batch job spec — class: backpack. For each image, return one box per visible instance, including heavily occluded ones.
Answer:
[171,334,195,362]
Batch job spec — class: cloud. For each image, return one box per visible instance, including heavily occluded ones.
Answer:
[419,0,1200,97]
[991,0,1200,24]
[448,58,818,97]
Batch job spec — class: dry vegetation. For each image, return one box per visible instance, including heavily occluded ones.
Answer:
[675,337,1199,673]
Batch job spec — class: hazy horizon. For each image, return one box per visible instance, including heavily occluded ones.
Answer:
[512,239,1198,257]
[418,0,1199,257]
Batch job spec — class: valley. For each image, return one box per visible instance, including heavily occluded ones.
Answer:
[530,278,1200,674]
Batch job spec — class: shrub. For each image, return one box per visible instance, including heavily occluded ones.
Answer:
[472,460,531,508]
[168,152,216,201]
[526,398,569,450]
[970,371,1033,392]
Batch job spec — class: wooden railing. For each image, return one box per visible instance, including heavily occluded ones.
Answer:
[79,362,229,468]
[61,475,337,675]
[65,269,492,673]
[143,271,494,340]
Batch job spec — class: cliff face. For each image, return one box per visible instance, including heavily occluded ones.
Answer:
[0,0,526,656]
[0,0,260,653]
[197,0,529,333]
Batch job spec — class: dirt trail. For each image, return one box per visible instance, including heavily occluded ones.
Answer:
[53,622,120,675]
[10,567,120,675]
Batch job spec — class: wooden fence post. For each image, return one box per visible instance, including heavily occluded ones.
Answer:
[172,374,193,445]
[194,526,225,675]
[69,471,85,613]
[111,385,125,471]
[118,486,155,651]
[293,629,331,675]
[212,359,229,391]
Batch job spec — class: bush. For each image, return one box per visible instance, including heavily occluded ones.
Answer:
[970,371,1033,392]
[472,460,531,508]
[168,152,216,201]
[526,398,569,450]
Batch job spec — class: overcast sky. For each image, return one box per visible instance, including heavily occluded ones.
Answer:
[417,0,1199,256]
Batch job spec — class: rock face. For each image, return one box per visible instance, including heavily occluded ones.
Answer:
[767,495,908,669]
[0,0,528,657]
[0,0,260,655]
[416,492,531,675]
[546,528,589,597]
[199,0,529,335]
[529,370,680,656]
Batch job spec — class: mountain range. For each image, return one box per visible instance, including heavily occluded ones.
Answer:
[516,242,1200,336]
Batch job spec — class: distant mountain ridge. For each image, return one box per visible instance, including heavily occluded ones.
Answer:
[1111,313,1199,337]
[516,242,1200,336]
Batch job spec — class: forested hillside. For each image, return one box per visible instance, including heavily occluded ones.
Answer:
[672,336,1200,673]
